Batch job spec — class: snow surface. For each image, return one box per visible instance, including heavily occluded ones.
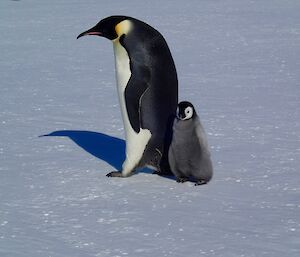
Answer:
[1,0,300,256]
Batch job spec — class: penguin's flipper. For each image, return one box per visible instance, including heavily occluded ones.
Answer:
[124,68,150,133]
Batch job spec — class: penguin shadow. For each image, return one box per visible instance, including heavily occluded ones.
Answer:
[41,130,172,177]
[42,130,125,171]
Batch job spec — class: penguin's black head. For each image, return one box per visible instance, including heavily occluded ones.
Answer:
[77,16,132,41]
[177,101,196,121]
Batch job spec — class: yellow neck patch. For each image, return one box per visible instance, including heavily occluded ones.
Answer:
[115,20,132,39]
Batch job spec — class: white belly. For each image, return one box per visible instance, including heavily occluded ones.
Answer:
[113,40,151,175]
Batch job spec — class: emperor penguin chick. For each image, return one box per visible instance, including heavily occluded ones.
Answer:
[168,101,213,185]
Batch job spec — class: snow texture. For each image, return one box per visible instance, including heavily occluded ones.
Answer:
[1,0,299,256]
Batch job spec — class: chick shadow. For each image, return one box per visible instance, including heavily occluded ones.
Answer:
[42,130,170,177]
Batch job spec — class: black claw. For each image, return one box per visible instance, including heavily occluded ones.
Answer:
[194,180,207,186]
[106,171,123,177]
[176,177,188,183]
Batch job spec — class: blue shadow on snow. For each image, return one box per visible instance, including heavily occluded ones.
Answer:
[42,130,125,171]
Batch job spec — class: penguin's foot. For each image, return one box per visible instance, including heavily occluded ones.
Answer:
[106,171,135,178]
[106,171,124,177]
[194,180,207,186]
[176,177,188,183]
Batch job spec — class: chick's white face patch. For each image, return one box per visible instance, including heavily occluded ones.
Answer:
[184,106,193,120]
[176,106,194,120]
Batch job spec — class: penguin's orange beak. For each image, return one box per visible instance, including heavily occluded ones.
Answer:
[77,28,102,39]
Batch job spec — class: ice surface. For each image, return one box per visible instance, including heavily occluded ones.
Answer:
[1,0,299,256]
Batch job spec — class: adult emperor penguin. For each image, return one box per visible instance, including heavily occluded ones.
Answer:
[168,101,213,185]
[77,16,178,177]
